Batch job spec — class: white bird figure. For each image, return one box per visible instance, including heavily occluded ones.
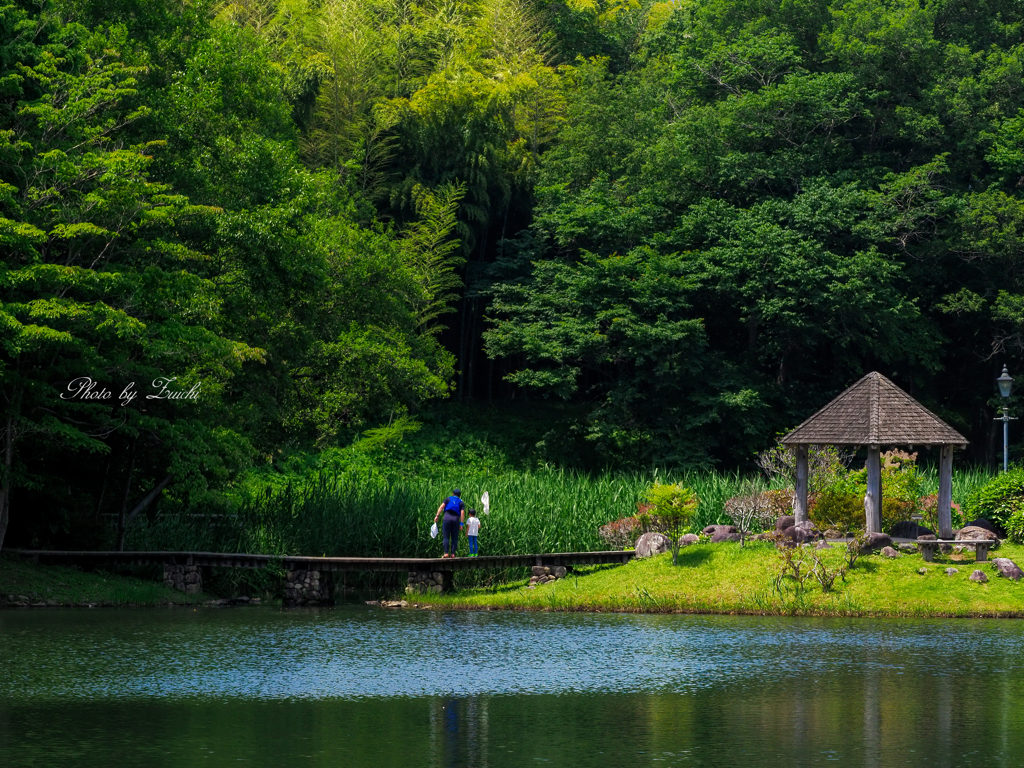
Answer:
[481,491,490,515]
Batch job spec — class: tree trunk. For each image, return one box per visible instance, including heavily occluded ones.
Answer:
[0,406,14,553]
[116,437,138,551]
[94,453,112,522]
[121,474,173,541]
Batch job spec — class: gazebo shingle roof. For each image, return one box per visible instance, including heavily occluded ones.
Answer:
[781,372,968,446]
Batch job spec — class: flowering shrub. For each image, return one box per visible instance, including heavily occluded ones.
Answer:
[598,516,644,549]
[918,494,964,533]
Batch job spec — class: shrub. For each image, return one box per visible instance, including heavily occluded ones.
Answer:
[1007,508,1024,544]
[762,489,795,517]
[811,450,926,533]
[962,469,1024,529]
[809,490,864,533]
[724,488,780,545]
[917,494,964,533]
[639,483,698,565]
[597,516,643,549]
[757,441,853,493]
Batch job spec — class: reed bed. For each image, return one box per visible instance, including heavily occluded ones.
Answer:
[124,465,998,558]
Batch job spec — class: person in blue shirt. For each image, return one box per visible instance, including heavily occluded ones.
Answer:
[434,489,465,558]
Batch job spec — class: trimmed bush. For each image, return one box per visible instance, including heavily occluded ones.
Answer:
[962,469,1024,530]
[809,490,864,533]
[1007,508,1024,544]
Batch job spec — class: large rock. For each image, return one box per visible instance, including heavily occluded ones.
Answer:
[703,524,740,543]
[889,521,935,539]
[711,531,742,543]
[781,525,816,544]
[678,533,700,548]
[815,540,832,550]
[970,570,989,584]
[992,558,1024,581]
[862,532,893,552]
[775,515,795,532]
[635,532,671,558]
[792,520,821,540]
[964,518,1004,537]
[880,546,900,559]
[955,526,1000,550]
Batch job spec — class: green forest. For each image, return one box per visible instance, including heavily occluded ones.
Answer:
[3,0,1024,553]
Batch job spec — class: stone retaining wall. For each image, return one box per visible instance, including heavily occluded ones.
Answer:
[163,564,202,594]
[284,569,334,606]
[407,571,452,594]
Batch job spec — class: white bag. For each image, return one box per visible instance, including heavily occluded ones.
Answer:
[430,522,438,538]
[481,491,490,515]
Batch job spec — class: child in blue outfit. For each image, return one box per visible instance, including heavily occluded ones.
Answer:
[465,509,481,556]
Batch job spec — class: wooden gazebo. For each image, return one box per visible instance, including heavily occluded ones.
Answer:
[781,372,969,538]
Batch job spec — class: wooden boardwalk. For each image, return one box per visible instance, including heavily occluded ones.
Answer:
[15,549,635,572]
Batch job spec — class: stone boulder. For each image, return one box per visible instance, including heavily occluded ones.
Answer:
[815,540,832,550]
[889,521,935,539]
[635,532,671,558]
[862,532,893,552]
[898,543,918,553]
[991,558,1024,581]
[823,528,844,539]
[528,565,568,587]
[970,570,989,584]
[678,533,700,548]
[775,515,795,532]
[964,518,1004,537]
[944,568,959,576]
[782,525,816,544]
[880,546,900,559]
[711,530,742,543]
[955,526,1000,550]
[703,524,738,536]
[917,534,936,540]
[703,524,740,543]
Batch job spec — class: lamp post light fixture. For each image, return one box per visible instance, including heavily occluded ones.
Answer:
[996,366,1016,473]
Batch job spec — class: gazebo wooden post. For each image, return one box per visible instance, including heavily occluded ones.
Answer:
[937,444,954,539]
[794,444,809,523]
[865,445,882,533]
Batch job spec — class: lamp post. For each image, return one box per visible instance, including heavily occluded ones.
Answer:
[996,366,1015,472]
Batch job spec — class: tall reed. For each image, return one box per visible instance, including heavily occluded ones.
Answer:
[124,465,1000,557]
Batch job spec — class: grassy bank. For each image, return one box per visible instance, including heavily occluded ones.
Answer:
[0,554,207,608]
[411,541,1024,618]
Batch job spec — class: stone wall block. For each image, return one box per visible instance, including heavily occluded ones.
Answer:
[283,569,334,607]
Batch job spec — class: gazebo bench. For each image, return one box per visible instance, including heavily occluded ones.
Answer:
[917,540,997,562]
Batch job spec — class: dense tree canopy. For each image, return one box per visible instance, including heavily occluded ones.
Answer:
[3,0,1024,548]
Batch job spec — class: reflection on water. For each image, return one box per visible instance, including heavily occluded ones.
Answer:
[1,607,1022,767]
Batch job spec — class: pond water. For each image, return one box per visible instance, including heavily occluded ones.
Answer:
[1,605,1022,767]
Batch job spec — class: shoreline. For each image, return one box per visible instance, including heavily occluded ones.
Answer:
[404,540,1024,619]
[5,540,1022,619]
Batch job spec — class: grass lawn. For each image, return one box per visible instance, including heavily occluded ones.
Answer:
[0,553,207,608]
[413,541,1024,618]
